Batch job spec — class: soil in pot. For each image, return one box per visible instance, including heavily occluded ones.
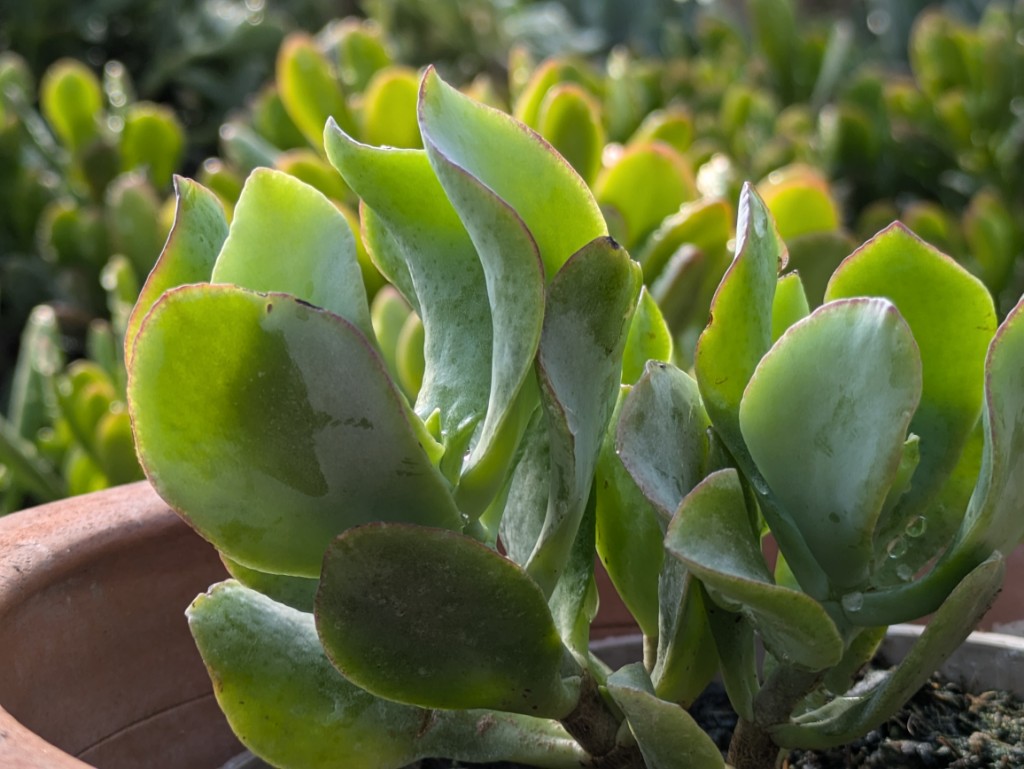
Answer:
[223,667,1024,769]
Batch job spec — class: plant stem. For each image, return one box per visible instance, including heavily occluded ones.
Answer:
[727,665,822,769]
[559,673,644,768]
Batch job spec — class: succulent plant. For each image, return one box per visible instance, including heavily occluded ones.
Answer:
[125,67,1024,769]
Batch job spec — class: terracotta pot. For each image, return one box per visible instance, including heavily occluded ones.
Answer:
[1,482,1023,768]
[0,482,240,769]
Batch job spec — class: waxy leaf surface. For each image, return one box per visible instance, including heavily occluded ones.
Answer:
[607,664,724,769]
[211,168,372,339]
[125,176,228,363]
[190,581,587,769]
[420,72,547,507]
[595,143,696,251]
[617,361,710,521]
[325,125,490,453]
[316,523,576,717]
[129,286,460,577]
[277,34,355,146]
[825,224,996,571]
[740,298,922,590]
[667,470,843,671]
[528,238,641,595]
[418,67,606,280]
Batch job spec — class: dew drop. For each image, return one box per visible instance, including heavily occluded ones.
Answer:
[906,515,927,538]
[841,592,864,612]
[886,537,907,559]
[896,564,914,582]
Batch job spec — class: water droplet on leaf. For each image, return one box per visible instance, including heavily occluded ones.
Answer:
[841,592,863,612]
[896,564,914,582]
[906,516,927,538]
[886,537,907,559]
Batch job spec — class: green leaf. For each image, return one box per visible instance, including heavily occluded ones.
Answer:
[316,523,577,717]
[104,172,165,278]
[757,166,840,241]
[189,581,587,769]
[606,664,724,769]
[616,361,710,520]
[772,553,1005,749]
[628,108,694,155]
[120,102,185,189]
[771,272,809,342]
[420,73,549,511]
[596,387,663,637]
[946,294,1024,562]
[128,285,460,577]
[536,83,605,185]
[210,168,372,339]
[595,144,697,251]
[825,224,996,575]
[667,470,844,671]
[324,123,490,455]
[221,556,319,613]
[740,298,922,590]
[527,238,641,595]
[125,177,227,364]
[361,67,422,150]
[276,33,355,147]
[695,183,785,464]
[40,58,102,152]
[621,287,673,385]
[651,558,718,708]
[419,67,606,280]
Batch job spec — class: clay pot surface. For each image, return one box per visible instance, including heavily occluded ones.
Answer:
[0,481,240,769]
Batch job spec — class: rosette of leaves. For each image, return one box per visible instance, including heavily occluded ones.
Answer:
[127,68,705,769]
[611,182,1024,767]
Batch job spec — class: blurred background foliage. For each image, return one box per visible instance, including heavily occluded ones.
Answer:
[1,0,1021,510]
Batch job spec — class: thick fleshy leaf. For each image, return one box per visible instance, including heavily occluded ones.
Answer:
[361,66,422,149]
[784,230,857,308]
[499,411,550,568]
[938,295,1024,570]
[596,387,663,637]
[771,272,809,342]
[189,581,587,769]
[420,76,547,510]
[418,67,606,280]
[276,33,355,146]
[617,361,710,521]
[825,224,997,574]
[548,491,599,664]
[607,664,724,769]
[221,556,319,613]
[536,83,604,184]
[316,523,578,717]
[121,102,185,188]
[636,197,733,284]
[595,143,697,251]
[527,238,641,595]
[628,108,694,155]
[40,58,102,152]
[651,558,718,708]
[757,166,840,241]
[667,470,844,671]
[129,285,460,577]
[740,299,922,590]
[370,286,413,387]
[621,287,673,385]
[211,168,372,339]
[695,183,785,463]
[105,172,166,276]
[325,124,490,452]
[772,553,1004,749]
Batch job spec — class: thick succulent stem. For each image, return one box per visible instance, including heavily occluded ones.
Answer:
[559,673,645,768]
[727,665,822,769]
